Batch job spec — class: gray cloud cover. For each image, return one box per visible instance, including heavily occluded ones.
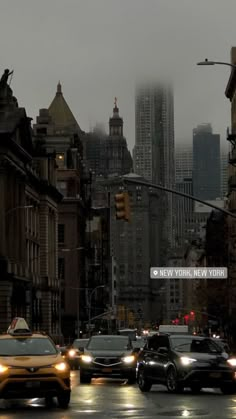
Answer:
[0,0,235,151]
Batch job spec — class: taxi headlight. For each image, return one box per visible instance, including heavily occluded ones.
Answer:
[180,356,197,366]
[0,365,8,373]
[227,358,236,366]
[54,362,68,371]
[122,355,135,364]
[81,355,93,363]
[68,349,76,358]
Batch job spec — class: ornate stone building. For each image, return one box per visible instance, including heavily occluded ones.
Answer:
[225,47,236,343]
[83,99,132,177]
[0,70,61,334]
[33,82,87,340]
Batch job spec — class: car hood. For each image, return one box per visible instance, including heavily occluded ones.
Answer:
[0,354,63,367]
[177,351,228,361]
[84,349,132,357]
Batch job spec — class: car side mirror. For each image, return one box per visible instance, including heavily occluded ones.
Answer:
[79,347,84,352]
[157,346,168,354]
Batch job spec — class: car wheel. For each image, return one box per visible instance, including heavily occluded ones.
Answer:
[166,366,182,393]
[221,384,236,394]
[57,391,70,409]
[127,371,136,385]
[80,372,92,384]
[45,396,54,408]
[137,369,152,392]
[191,384,202,394]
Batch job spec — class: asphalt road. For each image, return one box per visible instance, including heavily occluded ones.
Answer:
[1,371,236,418]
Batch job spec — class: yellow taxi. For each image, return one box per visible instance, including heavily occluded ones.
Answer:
[0,317,71,408]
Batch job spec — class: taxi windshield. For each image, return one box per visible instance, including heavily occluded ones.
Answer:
[0,337,57,356]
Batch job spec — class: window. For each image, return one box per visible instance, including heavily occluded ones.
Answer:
[58,258,65,279]
[57,181,67,197]
[58,224,65,243]
[56,153,66,168]
[36,127,47,135]
[147,335,169,351]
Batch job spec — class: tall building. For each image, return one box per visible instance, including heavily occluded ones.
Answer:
[0,70,61,335]
[133,83,175,254]
[193,124,221,200]
[33,82,87,340]
[175,143,193,247]
[224,46,236,343]
[175,143,192,183]
[83,100,132,177]
[105,174,162,327]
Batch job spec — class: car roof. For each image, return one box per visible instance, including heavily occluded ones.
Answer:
[0,333,49,340]
[74,338,89,342]
[155,334,207,340]
[90,335,129,339]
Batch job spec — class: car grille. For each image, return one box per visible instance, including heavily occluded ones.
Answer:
[93,357,121,366]
[10,373,56,379]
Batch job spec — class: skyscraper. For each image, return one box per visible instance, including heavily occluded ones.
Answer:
[175,143,193,183]
[193,124,221,200]
[133,83,175,254]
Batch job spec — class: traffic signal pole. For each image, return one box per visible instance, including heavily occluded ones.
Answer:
[122,177,236,219]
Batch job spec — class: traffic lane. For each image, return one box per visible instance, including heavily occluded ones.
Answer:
[2,374,236,418]
[74,380,236,418]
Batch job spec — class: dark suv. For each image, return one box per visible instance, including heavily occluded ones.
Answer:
[79,335,138,384]
[137,333,236,394]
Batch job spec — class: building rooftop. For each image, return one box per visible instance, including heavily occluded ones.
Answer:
[48,82,81,134]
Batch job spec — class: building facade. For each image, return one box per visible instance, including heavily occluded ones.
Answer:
[83,100,132,177]
[33,83,87,341]
[133,83,175,257]
[193,124,221,200]
[0,71,61,335]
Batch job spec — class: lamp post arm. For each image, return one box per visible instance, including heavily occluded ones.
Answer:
[197,60,236,69]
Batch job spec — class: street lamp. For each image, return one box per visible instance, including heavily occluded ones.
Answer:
[88,285,105,336]
[5,205,34,215]
[197,58,236,69]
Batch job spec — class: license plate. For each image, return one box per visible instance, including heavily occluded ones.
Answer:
[209,372,221,378]
[102,368,112,373]
[25,381,41,388]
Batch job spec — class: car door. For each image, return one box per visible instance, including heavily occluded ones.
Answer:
[147,335,170,381]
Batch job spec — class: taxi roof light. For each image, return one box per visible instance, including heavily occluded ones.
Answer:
[7,317,32,336]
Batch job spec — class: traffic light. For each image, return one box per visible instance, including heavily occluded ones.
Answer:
[190,311,195,321]
[114,191,130,221]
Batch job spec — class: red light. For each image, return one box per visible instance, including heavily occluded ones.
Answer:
[190,311,195,316]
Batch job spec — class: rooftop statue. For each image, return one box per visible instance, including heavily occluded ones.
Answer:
[0,69,13,96]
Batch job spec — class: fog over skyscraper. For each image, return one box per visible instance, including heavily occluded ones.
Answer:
[133,83,175,254]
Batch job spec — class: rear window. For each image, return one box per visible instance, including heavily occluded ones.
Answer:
[170,337,222,354]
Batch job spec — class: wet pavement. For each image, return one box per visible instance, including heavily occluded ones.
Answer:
[0,371,236,418]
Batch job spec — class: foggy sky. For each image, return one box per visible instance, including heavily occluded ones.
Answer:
[0,0,235,152]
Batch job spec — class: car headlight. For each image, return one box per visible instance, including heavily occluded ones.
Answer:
[227,358,236,366]
[180,356,197,366]
[81,355,93,363]
[122,355,136,364]
[68,349,76,358]
[54,362,68,371]
[0,365,8,373]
